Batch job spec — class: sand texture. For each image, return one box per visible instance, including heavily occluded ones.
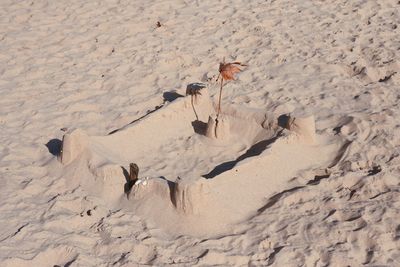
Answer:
[1,0,400,266]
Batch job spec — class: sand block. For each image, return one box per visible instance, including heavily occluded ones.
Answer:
[205,115,230,140]
[286,114,317,144]
[171,180,209,215]
[60,129,89,165]
[130,177,171,200]
[90,163,126,203]
[130,178,208,216]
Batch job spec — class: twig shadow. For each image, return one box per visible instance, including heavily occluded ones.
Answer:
[163,91,184,102]
[108,104,163,135]
[108,90,185,135]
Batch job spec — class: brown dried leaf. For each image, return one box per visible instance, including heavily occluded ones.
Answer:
[218,61,247,81]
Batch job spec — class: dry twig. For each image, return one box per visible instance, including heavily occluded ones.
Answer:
[216,59,247,118]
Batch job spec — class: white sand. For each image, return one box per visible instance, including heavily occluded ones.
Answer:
[1,0,400,266]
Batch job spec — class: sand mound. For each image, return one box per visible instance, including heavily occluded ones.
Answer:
[59,86,346,236]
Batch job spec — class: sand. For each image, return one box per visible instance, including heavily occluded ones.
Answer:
[1,0,400,266]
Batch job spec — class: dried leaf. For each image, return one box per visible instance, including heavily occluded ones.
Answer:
[219,61,247,81]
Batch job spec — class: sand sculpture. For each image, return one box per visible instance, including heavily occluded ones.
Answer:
[59,85,345,234]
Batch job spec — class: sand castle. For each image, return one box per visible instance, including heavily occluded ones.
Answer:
[58,85,346,233]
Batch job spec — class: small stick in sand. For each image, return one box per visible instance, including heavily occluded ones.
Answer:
[216,59,247,119]
[186,83,205,121]
[214,59,247,137]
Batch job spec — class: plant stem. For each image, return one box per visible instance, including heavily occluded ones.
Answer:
[190,95,199,121]
[215,78,224,138]
[217,78,224,119]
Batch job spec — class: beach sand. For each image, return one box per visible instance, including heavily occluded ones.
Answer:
[1,0,399,266]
